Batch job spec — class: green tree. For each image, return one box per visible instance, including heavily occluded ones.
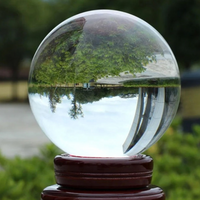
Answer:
[29,85,139,118]
[161,0,200,69]
[48,87,61,113]
[32,13,160,86]
[0,0,52,99]
[46,0,200,71]
[69,95,84,119]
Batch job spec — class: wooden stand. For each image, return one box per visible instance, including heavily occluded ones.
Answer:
[41,154,165,200]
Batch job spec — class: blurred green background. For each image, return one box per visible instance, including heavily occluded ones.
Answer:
[1,0,200,101]
[0,0,200,200]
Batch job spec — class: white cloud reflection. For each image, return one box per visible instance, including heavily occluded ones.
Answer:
[29,93,137,157]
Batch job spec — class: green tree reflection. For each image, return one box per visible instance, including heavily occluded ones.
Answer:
[69,84,84,119]
[31,15,159,86]
[29,86,138,119]
[48,87,61,113]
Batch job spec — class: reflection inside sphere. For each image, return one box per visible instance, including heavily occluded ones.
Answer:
[28,10,180,157]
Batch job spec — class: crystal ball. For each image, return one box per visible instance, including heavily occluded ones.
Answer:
[28,10,180,157]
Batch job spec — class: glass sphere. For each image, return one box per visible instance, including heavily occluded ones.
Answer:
[28,10,180,157]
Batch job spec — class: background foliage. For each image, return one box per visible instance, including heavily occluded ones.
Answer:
[0,119,200,200]
[1,0,200,80]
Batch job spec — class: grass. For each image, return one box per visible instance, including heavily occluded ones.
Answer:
[123,77,180,87]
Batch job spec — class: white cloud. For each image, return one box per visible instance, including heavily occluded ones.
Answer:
[29,93,137,157]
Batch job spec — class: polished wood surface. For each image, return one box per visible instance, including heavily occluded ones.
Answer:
[41,154,165,200]
[54,154,153,190]
[41,184,165,200]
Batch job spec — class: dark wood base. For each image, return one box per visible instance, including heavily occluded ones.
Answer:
[41,154,165,200]
[41,184,165,200]
[54,154,153,190]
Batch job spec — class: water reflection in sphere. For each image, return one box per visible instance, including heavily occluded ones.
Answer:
[28,10,180,157]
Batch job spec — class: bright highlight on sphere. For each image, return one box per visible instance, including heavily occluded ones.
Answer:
[28,10,180,157]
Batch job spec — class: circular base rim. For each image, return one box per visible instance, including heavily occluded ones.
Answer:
[41,184,165,200]
[54,154,153,189]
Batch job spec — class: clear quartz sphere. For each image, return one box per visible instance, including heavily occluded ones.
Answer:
[28,10,180,157]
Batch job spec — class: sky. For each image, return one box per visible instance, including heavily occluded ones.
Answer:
[29,93,137,157]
